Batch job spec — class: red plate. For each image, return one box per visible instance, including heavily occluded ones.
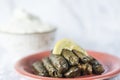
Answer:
[15,50,120,80]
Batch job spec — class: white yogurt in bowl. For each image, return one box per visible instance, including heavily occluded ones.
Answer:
[0,9,56,34]
[0,9,57,55]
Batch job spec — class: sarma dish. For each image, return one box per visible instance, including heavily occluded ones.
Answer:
[32,39,105,78]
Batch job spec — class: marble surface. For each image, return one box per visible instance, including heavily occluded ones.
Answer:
[0,0,120,80]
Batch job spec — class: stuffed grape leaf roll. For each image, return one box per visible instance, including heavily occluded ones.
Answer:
[49,54,69,73]
[32,61,49,77]
[42,57,62,77]
[62,49,79,66]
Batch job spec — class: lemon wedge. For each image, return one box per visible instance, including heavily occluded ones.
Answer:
[52,39,88,55]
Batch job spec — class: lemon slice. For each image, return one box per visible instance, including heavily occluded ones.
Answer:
[52,39,88,55]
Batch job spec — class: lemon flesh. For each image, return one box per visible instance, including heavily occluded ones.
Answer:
[52,39,88,55]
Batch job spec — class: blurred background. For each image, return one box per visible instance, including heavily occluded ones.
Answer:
[0,0,120,80]
[1,0,120,56]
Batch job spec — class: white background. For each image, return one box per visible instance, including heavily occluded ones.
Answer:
[1,0,120,56]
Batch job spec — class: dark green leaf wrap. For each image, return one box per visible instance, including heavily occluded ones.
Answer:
[49,54,69,73]
[32,61,49,77]
[64,66,81,78]
[90,58,105,74]
[72,49,92,63]
[42,57,62,77]
[62,49,79,66]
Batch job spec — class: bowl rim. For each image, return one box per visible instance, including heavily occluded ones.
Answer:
[15,50,120,80]
[0,27,57,35]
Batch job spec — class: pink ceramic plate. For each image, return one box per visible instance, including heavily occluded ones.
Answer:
[15,50,120,80]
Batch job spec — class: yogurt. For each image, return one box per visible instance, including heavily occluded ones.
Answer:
[0,9,55,34]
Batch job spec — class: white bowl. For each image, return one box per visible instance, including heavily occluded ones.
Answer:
[0,28,57,55]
